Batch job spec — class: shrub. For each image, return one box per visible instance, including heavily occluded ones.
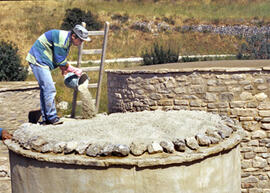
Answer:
[61,8,103,30]
[142,42,179,65]
[0,41,28,81]
[237,33,270,59]
[180,56,199,63]
[111,13,129,23]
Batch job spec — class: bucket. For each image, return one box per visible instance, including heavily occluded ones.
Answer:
[64,72,89,89]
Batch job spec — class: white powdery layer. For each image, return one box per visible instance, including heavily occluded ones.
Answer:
[15,110,223,145]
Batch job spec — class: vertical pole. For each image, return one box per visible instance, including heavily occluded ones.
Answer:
[95,22,109,113]
[71,22,86,118]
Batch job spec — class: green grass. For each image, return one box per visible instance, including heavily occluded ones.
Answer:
[80,0,270,24]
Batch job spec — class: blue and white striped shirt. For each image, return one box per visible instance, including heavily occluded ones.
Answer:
[26,30,71,70]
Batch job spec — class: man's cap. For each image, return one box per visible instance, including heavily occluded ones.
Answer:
[73,25,91,41]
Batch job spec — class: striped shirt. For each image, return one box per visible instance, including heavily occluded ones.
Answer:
[26,30,71,70]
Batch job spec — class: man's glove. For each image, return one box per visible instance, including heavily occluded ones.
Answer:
[66,65,83,77]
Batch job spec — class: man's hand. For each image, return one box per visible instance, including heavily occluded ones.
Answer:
[2,130,12,140]
[66,64,83,77]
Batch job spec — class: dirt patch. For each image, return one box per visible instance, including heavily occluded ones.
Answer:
[124,60,270,71]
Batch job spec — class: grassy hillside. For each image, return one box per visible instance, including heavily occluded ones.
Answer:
[2,0,270,65]
[2,0,270,114]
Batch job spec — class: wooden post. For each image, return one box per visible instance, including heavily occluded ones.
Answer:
[95,22,109,113]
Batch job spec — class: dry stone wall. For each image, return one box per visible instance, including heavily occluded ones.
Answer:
[106,66,270,193]
[0,81,40,193]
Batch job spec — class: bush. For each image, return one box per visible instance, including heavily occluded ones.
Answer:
[111,13,129,23]
[0,41,28,81]
[237,33,270,59]
[61,8,103,31]
[180,56,199,63]
[141,42,179,65]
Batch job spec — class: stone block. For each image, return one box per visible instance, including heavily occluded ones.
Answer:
[208,86,227,92]
[189,85,206,94]
[240,117,254,121]
[259,111,270,117]
[242,160,252,169]
[150,106,159,110]
[253,147,268,153]
[174,100,188,106]
[207,79,217,86]
[230,101,246,108]
[251,130,267,139]
[220,92,234,101]
[185,137,199,150]
[258,180,270,189]
[191,77,204,85]
[247,140,259,146]
[190,100,202,107]
[232,74,246,80]
[253,157,268,168]
[0,179,11,193]
[240,91,254,100]
[255,93,268,101]
[262,153,270,159]
[257,85,268,90]
[204,92,218,102]
[244,85,254,90]
[247,101,259,108]
[147,142,163,154]
[231,108,258,117]
[254,78,265,84]
[144,84,155,91]
[244,152,256,159]
[241,182,254,189]
[157,100,173,106]
[239,80,251,85]
[262,124,270,130]
[241,147,253,152]
[258,102,270,110]
[249,188,263,193]
[175,76,187,82]
[207,102,228,109]
[259,139,270,144]
[149,93,162,100]
[261,118,270,123]
[229,86,242,92]
[242,176,259,183]
[241,121,259,131]
[216,74,231,79]
[174,87,186,94]
[224,80,238,85]
[190,107,207,111]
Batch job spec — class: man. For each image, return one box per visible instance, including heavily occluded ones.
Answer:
[26,25,90,125]
[0,128,12,140]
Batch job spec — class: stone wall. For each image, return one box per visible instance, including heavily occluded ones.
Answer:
[106,64,270,193]
[0,81,40,193]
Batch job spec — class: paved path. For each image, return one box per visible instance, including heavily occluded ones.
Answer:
[0,81,40,193]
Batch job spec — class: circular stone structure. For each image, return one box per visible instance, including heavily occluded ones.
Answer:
[5,110,243,193]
